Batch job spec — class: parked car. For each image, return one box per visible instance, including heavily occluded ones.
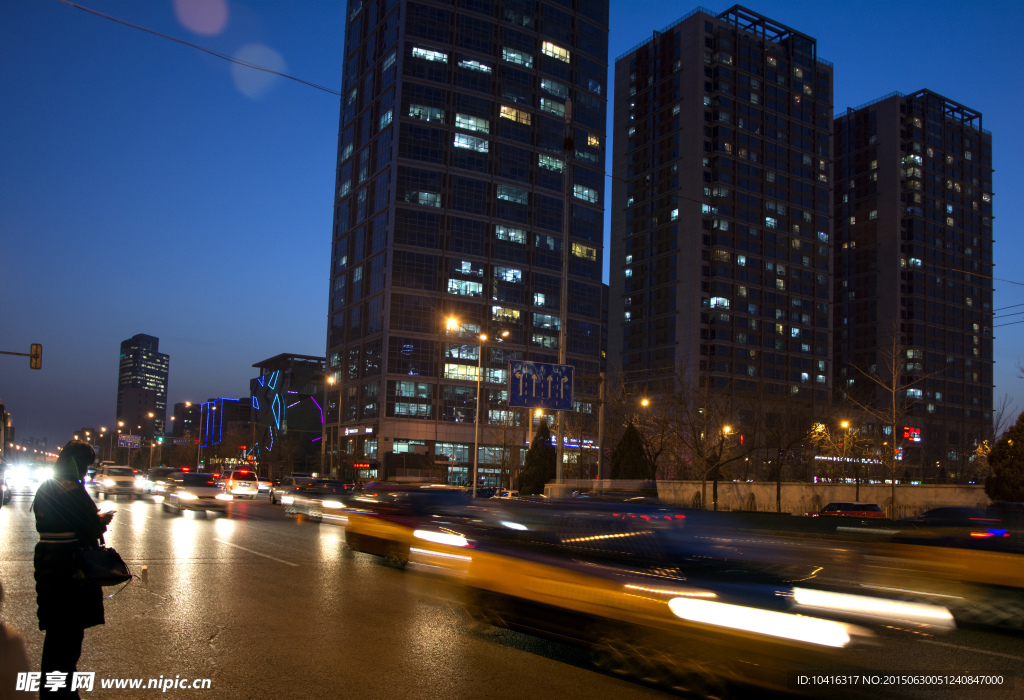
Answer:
[220,469,259,498]
[808,502,885,518]
[92,464,143,500]
[163,472,233,514]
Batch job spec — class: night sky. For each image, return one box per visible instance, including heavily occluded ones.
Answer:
[2,0,1021,446]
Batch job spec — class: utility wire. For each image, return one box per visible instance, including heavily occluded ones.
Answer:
[57,0,342,96]
[54,1,1024,298]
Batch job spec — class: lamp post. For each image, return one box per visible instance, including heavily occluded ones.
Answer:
[321,374,336,477]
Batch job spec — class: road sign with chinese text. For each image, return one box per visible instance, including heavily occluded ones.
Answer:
[118,434,141,449]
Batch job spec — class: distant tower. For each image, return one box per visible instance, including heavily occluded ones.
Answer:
[116,334,169,438]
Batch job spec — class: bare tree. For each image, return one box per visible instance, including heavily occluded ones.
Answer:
[994,393,1018,440]
[840,325,936,515]
[484,398,522,489]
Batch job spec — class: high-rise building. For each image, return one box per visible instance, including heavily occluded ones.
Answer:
[116,334,169,438]
[326,0,609,484]
[833,90,994,480]
[610,7,834,412]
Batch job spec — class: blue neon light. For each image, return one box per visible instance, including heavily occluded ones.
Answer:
[269,370,280,391]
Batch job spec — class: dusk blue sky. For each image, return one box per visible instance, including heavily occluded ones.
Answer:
[2,0,1022,446]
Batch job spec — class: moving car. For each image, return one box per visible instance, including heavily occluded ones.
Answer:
[282,479,358,522]
[220,469,259,498]
[92,464,143,500]
[143,467,178,496]
[344,484,474,567]
[162,472,233,514]
[808,502,885,518]
[269,475,316,504]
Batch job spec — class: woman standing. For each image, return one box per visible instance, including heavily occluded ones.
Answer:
[33,441,113,699]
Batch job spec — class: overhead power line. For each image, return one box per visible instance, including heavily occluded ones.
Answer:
[57,0,342,96]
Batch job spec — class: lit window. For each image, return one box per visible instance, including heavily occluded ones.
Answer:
[382,51,396,71]
[869,210,877,220]
[573,185,598,203]
[497,185,528,204]
[624,268,631,277]
[710,297,729,309]
[499,105,531,124]
[670,208,679,220]
[455,114,490,132]
[502,47,532,67]
[453,133,489,152]
[496,225,526,243]
[458,59,491,73]
[672,104,680,115]
[447,279,483,297]
[491,306,521,322]
[531,333,558,348]
[412,47,448,62]
[408,104,444,122]
[540,79,568,98]
[533,293,546,306]
[379,109,393,130]
[494,267,522,283]
[538,154,564,172]
[572,243,597,261]
[539,98,565,117]
[533,313,560,329]
[541,41,570,63]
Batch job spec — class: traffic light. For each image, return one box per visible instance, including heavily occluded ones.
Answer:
[157,436,164,444]
[29,344,42,370]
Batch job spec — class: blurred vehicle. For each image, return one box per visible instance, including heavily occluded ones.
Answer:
[143,467,178,496]
[987,502,1024,533]
[162,472,233,514]
[1,472,10,504]
[282,480,358,522]
[92,464,142,500]
[404,500,953,695]
[257,477,276,493]
[220,469,259,498]
[344,484,474,567]
[269,475,317,505]
[808,502,885,518]
[494,490,520,499]
[83,467,98,484]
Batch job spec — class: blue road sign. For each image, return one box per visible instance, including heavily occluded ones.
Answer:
[171,438,188,446]
[508,360,574,411]
[118,434,142,449]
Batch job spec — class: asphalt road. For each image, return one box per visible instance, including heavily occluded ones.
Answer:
[2,486,1023,699]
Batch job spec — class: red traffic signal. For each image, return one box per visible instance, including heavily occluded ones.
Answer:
[30,343,42,370]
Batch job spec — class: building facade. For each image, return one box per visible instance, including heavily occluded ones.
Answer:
[250,354,326,477]
[326,0,609,484]
[116,334,169,438]
[833,90,994,481]
[609,7,834,424]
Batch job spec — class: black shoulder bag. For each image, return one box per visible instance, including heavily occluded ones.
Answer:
[74,536,132,587]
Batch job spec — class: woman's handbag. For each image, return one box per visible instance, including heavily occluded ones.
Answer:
[74,537,132,586]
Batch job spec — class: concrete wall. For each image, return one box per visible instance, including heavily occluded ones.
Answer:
[546,480,989,520]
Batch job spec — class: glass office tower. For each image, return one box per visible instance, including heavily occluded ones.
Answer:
[326,0,609,483]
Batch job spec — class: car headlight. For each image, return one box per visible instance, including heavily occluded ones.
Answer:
[668,597,852,648]
[215,493,233,501]
[322,500,344,509]
[102,478,116,487]
[281,495,294,505]
[413,530,469,547]
[135,477,146,485]
[177,492,198,500]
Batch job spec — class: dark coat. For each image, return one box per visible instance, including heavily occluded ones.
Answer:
[33,480,107,631]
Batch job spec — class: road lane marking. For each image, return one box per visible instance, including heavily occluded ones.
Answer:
[919,639,1024,662]
[212,538,298,567]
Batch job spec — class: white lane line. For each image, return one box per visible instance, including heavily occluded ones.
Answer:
[919,639,1024,662]
[212,538,298,567]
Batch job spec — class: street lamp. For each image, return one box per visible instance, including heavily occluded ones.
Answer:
[321,374,336,477]
[448,316,507,496]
